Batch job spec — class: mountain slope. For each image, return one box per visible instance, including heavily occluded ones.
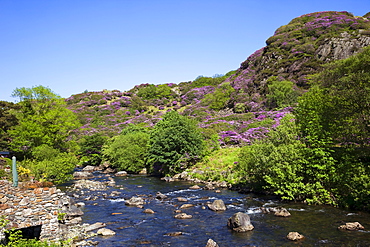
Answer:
[65,11,370,146]
[226,11,370,110]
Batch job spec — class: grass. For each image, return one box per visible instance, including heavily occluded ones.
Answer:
[187,147,241,184]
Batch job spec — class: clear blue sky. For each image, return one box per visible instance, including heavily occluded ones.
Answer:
[1,0,369,102]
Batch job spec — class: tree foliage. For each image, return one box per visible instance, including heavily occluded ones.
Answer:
[21,144,77,184]
[0,101,20,151]
[201,82,235,110]
[297,46,370,147]
[102,125,149,173]
[147,111,204,175]
[9,86,80,158]
[294,46,370,210]
[237,114,335,204]
[79,133,108,166]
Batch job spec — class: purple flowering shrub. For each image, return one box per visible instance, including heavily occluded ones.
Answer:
[181,86,215,104]
[226,11,370,106]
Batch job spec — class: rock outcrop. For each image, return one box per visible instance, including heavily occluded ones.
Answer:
[226,11,370,111]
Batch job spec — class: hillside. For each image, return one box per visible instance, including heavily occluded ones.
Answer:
[226,11,370,109]
[65,11,370,146]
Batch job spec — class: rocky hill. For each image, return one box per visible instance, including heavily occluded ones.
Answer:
[65,11,370,146]
[225,11,370,109]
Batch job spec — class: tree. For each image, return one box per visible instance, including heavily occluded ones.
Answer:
[295,46,370,210]
[0,101,20,151]
[21,144,77,184]
[79,133,108,166]
[102,125,149,173]
[237,114,335,204]
[297,46,370,146]
[147,111,204,175]
[9,86,80,158]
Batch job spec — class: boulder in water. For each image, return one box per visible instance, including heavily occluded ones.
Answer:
[287,232,304,241]
[274,207,291,217]
[125,196,145,207]
[261,207,291,217]
[338,222,365,231]
[73,171,93,179]
[165,232,183,236]
[97,228,116,236]
[85,222,106,232]
[180,204,194,209]
[208,199,227,211]
[82,165,96,172]
[174,213,192,219]
[156,191,168,200]
[115,171,128,177]
[205,238,219,247]
[143,208,155,214]
[189,185,201,190]
[227,212,254,232]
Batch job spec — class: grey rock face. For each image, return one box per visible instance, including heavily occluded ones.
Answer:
[316,32,370,61]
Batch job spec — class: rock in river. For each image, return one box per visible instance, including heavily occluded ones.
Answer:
[287,232,304,241]
[208,199,227,211]
[97,228,116,236]
[174,213,193,219]
[125,196,145,207]
[205,238,219,247]
[227,212,254,232]
[338,222,365,231]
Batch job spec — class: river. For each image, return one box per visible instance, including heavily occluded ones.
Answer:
[60,173,370,247]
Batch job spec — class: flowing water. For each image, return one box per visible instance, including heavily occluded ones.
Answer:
[61,174,370,247]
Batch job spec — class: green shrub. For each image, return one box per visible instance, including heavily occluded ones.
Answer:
[266,79,298,109]
[103,127,149,173]
[78,133,108,166]
[236,114,335,204]
[21,145,77,184]
[201,83,235,111]
[147,111,204,175]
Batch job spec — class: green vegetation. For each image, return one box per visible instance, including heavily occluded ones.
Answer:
[201,82,235,110]
[78,133,108,166]
[266,77,299,109]
[9,86,80,157]
[187,147,240,184]
[102,125,150,173]
[236,114,334,204]
[147,111,204,176]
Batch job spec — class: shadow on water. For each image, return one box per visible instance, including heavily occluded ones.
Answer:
[60,174,370,247]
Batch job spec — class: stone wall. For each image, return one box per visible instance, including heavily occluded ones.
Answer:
[0,180,79,241]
